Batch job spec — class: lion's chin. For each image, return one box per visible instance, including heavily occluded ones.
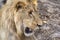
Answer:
[24,32,34,37]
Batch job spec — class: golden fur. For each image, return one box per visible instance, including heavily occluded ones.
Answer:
[0,0,45,40]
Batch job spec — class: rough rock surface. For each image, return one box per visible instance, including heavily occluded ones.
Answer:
[0,0,60,40]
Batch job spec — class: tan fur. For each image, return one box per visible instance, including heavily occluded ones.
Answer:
[0,0,45,40]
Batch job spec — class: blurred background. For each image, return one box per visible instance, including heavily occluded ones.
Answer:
[0,0,60,40]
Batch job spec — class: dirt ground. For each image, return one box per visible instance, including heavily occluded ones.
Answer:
[0,0,60,40]
[35,0,60,40]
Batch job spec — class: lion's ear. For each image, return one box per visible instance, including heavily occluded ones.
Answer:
[27,0,37,6]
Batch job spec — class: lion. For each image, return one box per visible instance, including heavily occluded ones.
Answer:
[0,0,46,40]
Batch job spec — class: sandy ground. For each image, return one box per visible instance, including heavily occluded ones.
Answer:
[0,0,60,40]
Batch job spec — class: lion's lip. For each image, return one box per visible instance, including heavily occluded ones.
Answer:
[25,27,33,34]
[24,32,34,37]
[24,27,34,37]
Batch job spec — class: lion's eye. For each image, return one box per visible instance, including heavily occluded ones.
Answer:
[16,5,22,11]
[25,27,33,34]
[29,10,33,14]
[17,4,22,9]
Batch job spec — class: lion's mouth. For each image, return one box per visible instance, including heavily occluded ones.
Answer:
[24,27,34,37]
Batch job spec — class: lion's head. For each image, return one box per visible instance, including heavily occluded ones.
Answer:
[1,0,45,37]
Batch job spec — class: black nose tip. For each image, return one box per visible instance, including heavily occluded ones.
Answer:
[37,24,42,28]
[25,27,32,34]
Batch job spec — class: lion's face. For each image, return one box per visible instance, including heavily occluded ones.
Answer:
[2,0,43,37]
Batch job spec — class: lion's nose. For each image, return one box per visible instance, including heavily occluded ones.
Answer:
[37,24,42,28]
[25,27,33,34]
